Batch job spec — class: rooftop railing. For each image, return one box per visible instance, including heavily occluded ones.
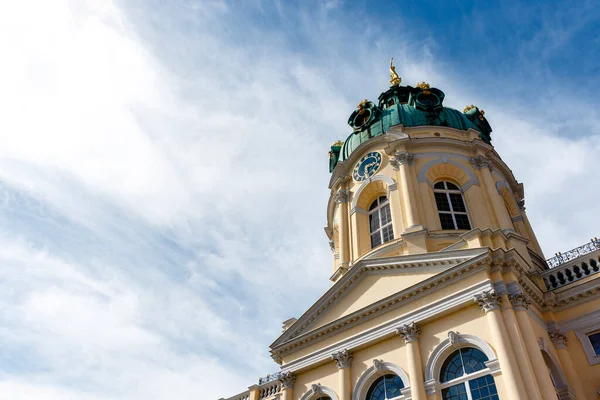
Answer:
[545,237,599,268]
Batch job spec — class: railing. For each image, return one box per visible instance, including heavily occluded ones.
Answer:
[545,237,600,268]
[542,242,600,290]
[258,372,283,385]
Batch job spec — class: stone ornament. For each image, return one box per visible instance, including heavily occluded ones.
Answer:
[390,151,414,170]
[549,332,567,349]
[334,189,349,204]
[328,240,335,252]
[311,383,323,394]
[331,349,353,369]
[397,322,421,343]
[373,359,386,371]
[448,331,460,345]
[469,155,492,171]
[508,293,531,311]
[474,290,502,313]
[279,371,296,389]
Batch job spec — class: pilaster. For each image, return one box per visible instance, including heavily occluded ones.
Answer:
[391,151,421,231]
[332,349,352,400]
[397,322,426,400]
[334,188,350,272]
[550,333,587,400]
[279,372,296,400]
[475,290,528,399]
[470,155,513,231]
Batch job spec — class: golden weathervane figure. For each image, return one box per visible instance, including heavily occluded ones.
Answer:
[389,58,401,86]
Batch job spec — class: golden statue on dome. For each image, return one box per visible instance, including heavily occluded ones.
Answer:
[389,58,401,86]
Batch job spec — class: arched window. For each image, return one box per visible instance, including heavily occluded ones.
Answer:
[440,348,498,400]
[433,182,471,230]
[366,374,405,400]
[315,397,331,400]
[369,196,394,248]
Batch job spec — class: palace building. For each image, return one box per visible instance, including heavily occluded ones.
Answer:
[220,62,600,400]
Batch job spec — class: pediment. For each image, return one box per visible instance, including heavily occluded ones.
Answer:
[271,248,488,351]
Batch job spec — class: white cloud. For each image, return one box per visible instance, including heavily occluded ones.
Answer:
[0,1,598,399]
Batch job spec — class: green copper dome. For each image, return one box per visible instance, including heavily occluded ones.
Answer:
[328,83,492,173]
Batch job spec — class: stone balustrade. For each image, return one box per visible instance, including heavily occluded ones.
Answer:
[542,244,600,290]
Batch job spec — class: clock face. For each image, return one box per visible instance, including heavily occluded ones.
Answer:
[353,151,383,182]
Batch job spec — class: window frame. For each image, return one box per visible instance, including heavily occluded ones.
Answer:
[368,196,394,249]
[439,348,499,400]
[433,181,472,231]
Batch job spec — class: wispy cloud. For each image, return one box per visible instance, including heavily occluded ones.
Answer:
[0,1,598,399]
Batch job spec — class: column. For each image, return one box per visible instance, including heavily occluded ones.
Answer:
[549,333,587,400]
[334,188,350,270]
[397,322,427,400]
[475,290,528,399]
[510,294,558,400]
[332,349,353,400]
[470,155,513,231]
[503,294,542,400]
[391,151,420,230]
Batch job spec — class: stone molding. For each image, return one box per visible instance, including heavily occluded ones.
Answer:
[469,155,492,170]
[298,384,340,400]
[508,292,531,311]
[474,290,502,313]
[331,349,353,369]
[352,360,412,400]
[390,151,415,170]
[549,332,568,349]
[334,189,349,204]
[397,322,421,343]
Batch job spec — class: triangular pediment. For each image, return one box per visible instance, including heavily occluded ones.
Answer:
[270,248,488,350]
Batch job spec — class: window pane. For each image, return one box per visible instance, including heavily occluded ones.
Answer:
[369,199,379,211]
[435,192,451,211]
[370,213,380,231]
[380,204,392,226]
[434,181,446,189]
[446,182,460,190]
[440,349,465,382]
[439,213,456,230]
[371,232,382,248]
[449,193,467,212]
[454,214,471,230]
[441,383,468,400]
[589,332,600,355]
[468,375,499,400]
[382,224,394,243]
[366,374,404,400]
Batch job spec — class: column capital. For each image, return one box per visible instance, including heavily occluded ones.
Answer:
[508,293,531,311]
[396,322,421,343]
[390,151,415,170]
[331,349,353,369]
[475,290,502,313]
[334,189,349,204]
[549,332,568,349]
[469,155,492,171]
[279,372,296,389]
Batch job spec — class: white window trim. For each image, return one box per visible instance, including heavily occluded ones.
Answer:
[575,329,600,365]
[439,367,497,400]
[556,309,600,365]
[433,182,472,230]
[352,360,412,400]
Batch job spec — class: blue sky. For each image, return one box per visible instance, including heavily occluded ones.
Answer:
[0,1,599,399]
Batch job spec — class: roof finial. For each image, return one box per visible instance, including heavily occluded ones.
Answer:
[389,58,401,86]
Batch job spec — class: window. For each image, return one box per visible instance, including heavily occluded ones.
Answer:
[369,196,394,248]
[367,374,405,400]
[440,348,498,400]
[433,182,471,230]
[315,397,331,400]
[589,332,600,356]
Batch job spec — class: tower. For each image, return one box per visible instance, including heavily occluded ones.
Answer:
[222,62,600,400]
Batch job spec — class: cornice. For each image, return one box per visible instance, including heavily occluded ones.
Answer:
[277,280,494,374]
[270,250,492,358]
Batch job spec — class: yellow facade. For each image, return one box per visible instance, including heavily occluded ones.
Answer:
[221,75,600,400]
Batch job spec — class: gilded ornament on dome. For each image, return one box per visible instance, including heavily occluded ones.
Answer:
[416,81,430,89]
[357,99,369,113]
[389,58,401,86]
[463,104,476,113]
[479,110,485,121]
[332,140,344,147]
